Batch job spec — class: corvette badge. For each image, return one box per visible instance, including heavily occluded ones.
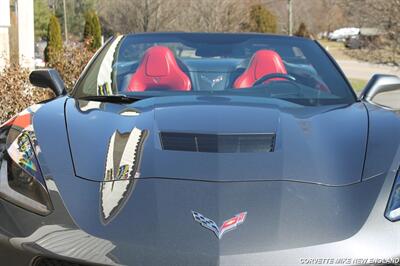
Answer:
[192,211,247,239]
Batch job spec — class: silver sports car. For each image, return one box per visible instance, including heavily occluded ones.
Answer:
[1,33,400,266]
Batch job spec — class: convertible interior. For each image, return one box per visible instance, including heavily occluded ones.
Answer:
[116,45,330,95]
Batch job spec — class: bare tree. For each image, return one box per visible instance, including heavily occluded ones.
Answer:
[134,0,181,32]
[98,0,252,33]
[97,0,180,33]
[180,0,250,32]
[368,0,400,63]
[97,0,139,34]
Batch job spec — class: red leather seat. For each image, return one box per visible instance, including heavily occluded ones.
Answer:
[127,46,191,92]
[234,50,287,88]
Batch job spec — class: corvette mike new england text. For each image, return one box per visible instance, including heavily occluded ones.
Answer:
[300,257,400,265]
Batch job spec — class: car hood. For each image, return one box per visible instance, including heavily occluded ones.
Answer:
[32,174,383,266]
[65,96,368,185]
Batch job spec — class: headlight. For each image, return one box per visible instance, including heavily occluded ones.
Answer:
[0,126,53,215]
[385,171,400,221]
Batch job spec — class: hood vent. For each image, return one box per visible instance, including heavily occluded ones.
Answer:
[160,132,275,153]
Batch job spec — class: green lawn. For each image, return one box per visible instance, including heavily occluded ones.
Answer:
[349,78,367,92]
[317,39,352,60]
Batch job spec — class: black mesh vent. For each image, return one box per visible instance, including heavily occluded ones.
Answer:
[160,132,275,153]
[32,257,90,266]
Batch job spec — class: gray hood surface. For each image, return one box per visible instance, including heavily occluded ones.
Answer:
[65,96,368,185]
[22,96,394,266]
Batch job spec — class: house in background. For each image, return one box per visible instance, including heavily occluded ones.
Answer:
[0,0,35,71]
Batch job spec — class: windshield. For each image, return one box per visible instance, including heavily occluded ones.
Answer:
[73,33,355,106]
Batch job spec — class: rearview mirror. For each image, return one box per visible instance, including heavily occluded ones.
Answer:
[359,74,400,103]
[29,69,67,97]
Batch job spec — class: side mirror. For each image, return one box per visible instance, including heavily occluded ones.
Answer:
[359,74,400,103]
[29,69,67,97]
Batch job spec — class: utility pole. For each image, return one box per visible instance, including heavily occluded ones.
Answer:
[287,0,293,36]
[62,0,68,42]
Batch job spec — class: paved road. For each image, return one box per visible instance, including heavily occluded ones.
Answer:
[337,60,400,80]
[336,59,400,109]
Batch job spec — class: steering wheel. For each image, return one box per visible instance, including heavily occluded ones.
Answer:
[251,73,305,98]
[253,73,297,86]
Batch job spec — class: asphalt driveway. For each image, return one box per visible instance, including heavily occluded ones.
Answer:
[336,60,400,109]
[337,60,400,80]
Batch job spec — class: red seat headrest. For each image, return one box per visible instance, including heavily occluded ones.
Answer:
[233,50,287,88]
[127,46,191,92]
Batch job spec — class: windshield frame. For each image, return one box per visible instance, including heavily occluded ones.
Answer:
[314,40,358,101]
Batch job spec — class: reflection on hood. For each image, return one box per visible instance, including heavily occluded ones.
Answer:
[97,35,123,96]
[100,127,147,224]
[77,100,104,112]
[10,225,118,265]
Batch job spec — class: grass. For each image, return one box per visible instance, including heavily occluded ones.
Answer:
[318,39,345,49]
[318,40,367,92]
[317,39,352,60]
[349,78,367,92]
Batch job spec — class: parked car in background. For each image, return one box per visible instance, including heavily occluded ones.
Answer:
[345,28,384,49]
[345,35,364,49]
[328,27,360,42]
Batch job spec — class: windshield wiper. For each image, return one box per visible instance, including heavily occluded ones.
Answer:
[77,95,144,103]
